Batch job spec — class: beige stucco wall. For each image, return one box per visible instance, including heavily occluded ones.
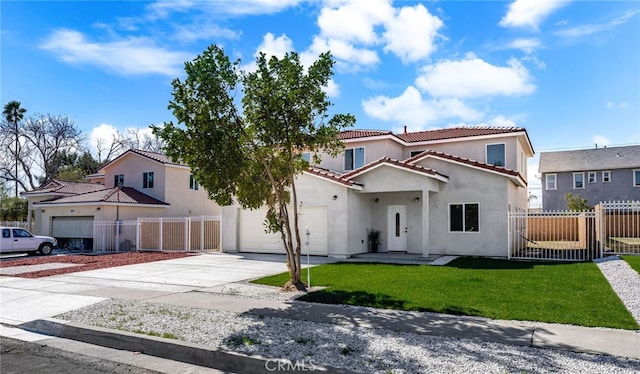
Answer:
[163,166,221,217]
[417,158,511,257]
[319,138,404,172]
[102,153,221,217]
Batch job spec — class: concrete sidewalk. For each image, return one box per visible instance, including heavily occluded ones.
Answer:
[2,252,639,372]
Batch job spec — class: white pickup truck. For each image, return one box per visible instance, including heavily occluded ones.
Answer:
[0,227,57,255]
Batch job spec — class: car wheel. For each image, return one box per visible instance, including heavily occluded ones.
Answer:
[38,243,54,256]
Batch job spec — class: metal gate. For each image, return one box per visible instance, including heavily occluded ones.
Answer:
[93,216,221,253]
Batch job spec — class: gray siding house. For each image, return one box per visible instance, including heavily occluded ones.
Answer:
[539,145,640,210]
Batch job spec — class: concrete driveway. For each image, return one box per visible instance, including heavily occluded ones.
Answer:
[0,252,293,325]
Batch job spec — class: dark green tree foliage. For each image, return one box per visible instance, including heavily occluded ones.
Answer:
[154,45,355,290]
[564,192,593,211]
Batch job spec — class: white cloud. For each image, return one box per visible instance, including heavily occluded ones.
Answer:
[415,56,536,98]
[554,9,640,38]
[172,21,240,42]
[302,36,380,72]
[307,0,444,69]
[507,38,541,54]
[382,3,443,63]
[362,86,482,129]
[40,29,191,77]
[499,0,568,30]
[317,0,393,45]
[145,0,302,19]
[324,79,340,98]
[606,101,630,109]
[593,135,610,147]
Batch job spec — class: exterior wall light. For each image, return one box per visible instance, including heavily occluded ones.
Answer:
[415,197,420,202]
[332,195,338,200]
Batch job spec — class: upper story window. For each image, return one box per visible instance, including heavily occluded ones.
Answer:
[449,203,479,232]
[602,171,611,183]
[189,174,199,190]
[114,174,124,187]
[344,147,365,171]
[143,172,154,189]
[573,172,584,189]
[410,150,425,158]
[588,171,597,184]
[301,152,311,164]
[545,174,557,190]
[486,143,506,167]
[634,169,640,187]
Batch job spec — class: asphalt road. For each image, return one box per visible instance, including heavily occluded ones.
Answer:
[0,337,162,374]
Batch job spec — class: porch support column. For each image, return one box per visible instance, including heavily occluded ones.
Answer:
[421,189,429,257]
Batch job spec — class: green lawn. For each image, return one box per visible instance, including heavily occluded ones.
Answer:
[253,257,639,330]
[622,255,640,274]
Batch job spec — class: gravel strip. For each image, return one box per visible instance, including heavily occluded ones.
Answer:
[58,295,640,373]
[595,256,640,324]
[0,262,82,275]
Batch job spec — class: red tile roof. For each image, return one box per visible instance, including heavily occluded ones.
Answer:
[338,129,393,140]
[342,157,448,180]
[396,126,526,143]
[22,179,105,196]
[408,150,526,186]
[305,167,362,187]
[35,186,169,206]
[100,149,184,171]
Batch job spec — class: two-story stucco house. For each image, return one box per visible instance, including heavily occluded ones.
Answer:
[539,145,640,211]
[221,126,534,258]
[22,149,221,248]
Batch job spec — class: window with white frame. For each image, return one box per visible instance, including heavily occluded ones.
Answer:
[545,174,556,190]
[588,171,596,184]
[634,169,640,187]
[113,174,124,187]
[449,203,479,232]
[189,174,199,190]
[344,147,365,171]
[486,143,506,167]
[573,172,584,189]
[301,152,311,163]
[602,171,611,182]
[143,172,154,189]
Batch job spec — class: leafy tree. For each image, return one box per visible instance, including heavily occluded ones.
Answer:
[50,150,101,182]
[564,192,593,211]
[2,101,26,197]
[0,113,84,190]
[1,197,28,221]
[154,45,355,290]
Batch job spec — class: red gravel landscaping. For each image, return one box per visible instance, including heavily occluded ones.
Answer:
[0,252,195,278]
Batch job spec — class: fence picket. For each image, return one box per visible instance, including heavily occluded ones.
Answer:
[93,216,221,253]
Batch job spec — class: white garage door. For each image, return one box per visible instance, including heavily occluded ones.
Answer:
[239,206,327,255]
[52,216,94,238]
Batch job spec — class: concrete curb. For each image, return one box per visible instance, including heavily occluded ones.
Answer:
[20,318,360,374]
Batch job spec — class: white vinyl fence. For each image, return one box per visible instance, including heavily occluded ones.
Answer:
[1,221,32,231]
[509,201,639,261]
[93,216,221,253]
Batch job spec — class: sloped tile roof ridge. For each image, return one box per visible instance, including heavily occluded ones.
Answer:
[397,126,525,143]
[306,166,359,186]
[417,150,522,177]
[338,129,394,140]
[129,149,185,166]
[341,156,445,179]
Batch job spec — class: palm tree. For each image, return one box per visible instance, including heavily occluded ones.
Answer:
[2,101,27,197]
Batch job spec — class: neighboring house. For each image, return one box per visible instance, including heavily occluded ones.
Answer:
[222,126,533,258]
[22,149,221,249]
[538,145,640,210]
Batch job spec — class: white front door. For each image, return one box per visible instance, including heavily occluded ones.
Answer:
[387,205,407,252]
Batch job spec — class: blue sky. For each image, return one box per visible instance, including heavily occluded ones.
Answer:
[2,0,640,204]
